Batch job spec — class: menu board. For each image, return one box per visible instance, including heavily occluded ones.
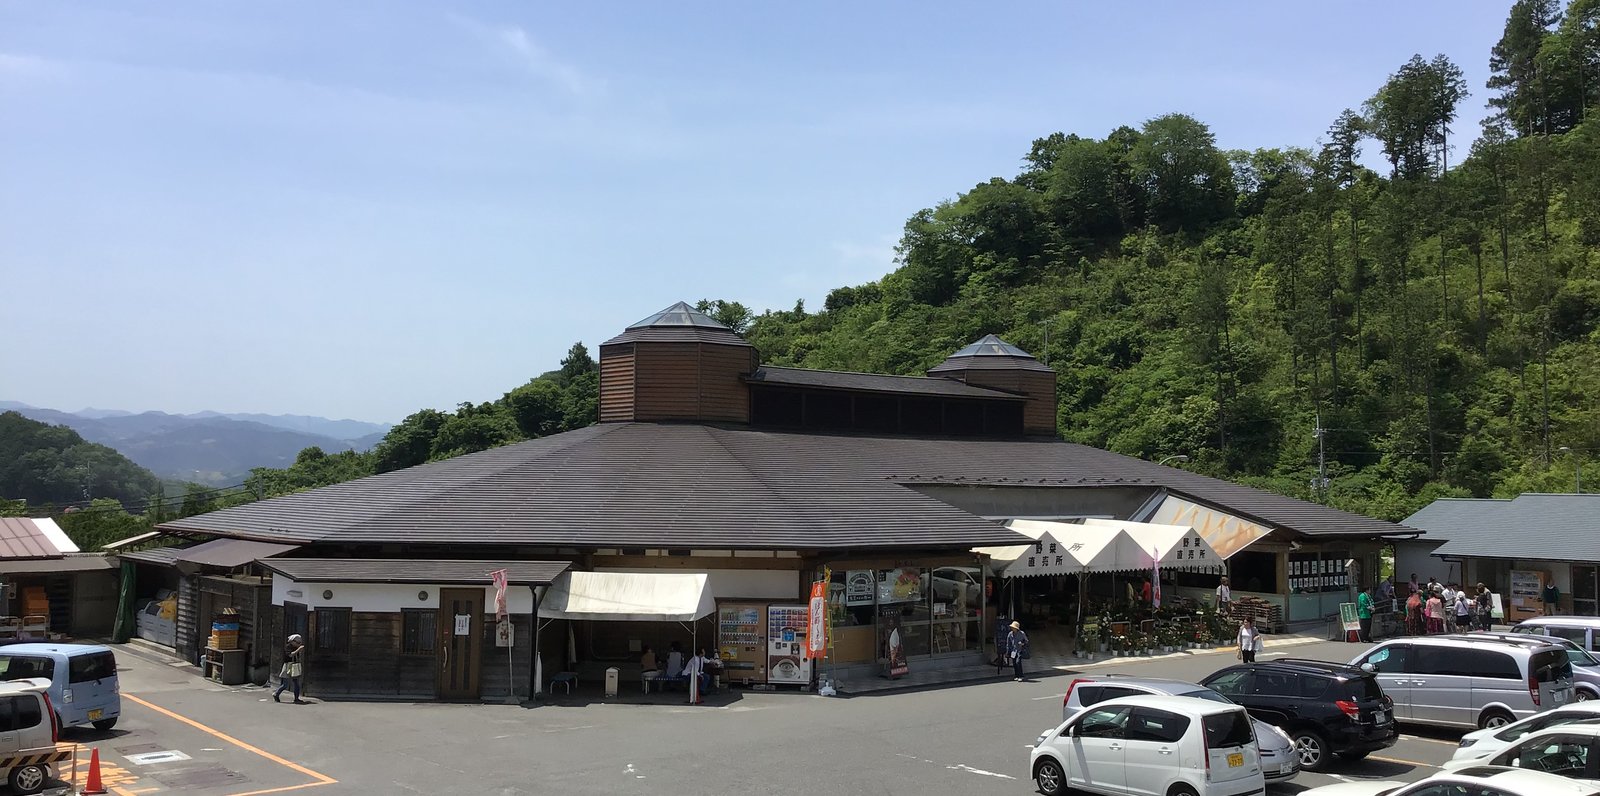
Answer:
[717,603,766,683]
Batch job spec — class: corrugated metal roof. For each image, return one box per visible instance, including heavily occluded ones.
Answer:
[177,538,298,568]
[0,554,117,574]
[1401,498,1510,542]
[118,545,190,566]
[261,558,569,586]
[0,518,67,559]
[1418,494,1600,561]
[747,366,1024,399]
[158,423,1412,548]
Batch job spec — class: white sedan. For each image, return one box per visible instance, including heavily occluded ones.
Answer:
[1443,724,1600,781]
[1296,766,1600,796]
[1450,703,1600,767]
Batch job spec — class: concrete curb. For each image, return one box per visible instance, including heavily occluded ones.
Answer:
[1047,635,1325,671]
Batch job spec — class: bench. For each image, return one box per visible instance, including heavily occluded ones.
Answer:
[549,672,578,694]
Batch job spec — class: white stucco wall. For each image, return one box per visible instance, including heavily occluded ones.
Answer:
[594,568,800,600]
[271,578,537,614]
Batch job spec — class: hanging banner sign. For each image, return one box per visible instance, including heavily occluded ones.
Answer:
[490,568,509,621]
[806,579,827,659]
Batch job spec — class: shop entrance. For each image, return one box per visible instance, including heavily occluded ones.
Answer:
[1574,566,1598,617]
[437,588,483,699]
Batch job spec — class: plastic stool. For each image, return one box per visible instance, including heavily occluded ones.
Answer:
[550,672,578,694]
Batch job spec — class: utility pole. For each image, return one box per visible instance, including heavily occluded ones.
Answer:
[1312,413,1330,502]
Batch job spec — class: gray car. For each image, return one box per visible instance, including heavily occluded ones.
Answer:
[1060,674,1300,782]
[1470,631,1600,702]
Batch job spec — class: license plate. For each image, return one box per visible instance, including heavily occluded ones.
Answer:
[1555,690,1568,703]
[88,709,103,720]
[1227,753,1244,768]
[1375,710,1389,723]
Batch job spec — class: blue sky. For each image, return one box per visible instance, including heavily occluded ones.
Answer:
[0,2,1510,423]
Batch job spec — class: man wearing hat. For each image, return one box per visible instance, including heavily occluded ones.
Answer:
[274,633,306,704]
[1006,621,1029,681]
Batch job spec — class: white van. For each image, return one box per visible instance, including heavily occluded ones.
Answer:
[1031,694,1263,796]
[1352,634,1575,729]
[1513,617,1600,653]
[0,678,70,795]
[0,644,120,730]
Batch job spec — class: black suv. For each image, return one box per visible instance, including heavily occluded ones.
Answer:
[1200,658,1398,771]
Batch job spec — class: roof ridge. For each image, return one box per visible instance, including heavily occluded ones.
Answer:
[757,364,960,382]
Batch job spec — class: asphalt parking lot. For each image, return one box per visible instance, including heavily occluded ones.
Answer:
[52,636,1471,796]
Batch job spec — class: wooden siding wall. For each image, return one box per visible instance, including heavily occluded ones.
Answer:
[199,576,272,675]
[949,369,1058,436]
[176,575,200,665]
[631,342,753,423]
[478,616,533,700]
[305,612,434,699]
[598,344,636,422]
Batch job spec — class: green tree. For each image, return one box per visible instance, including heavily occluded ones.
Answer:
[372,409,449,473]
[1128,114,1235,233]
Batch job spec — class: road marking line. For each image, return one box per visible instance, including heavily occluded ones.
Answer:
[1403,736,1462,746]
[122,692,337,793]
[1369,755,1440,768]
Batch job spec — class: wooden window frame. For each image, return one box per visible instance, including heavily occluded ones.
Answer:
[401,609,437,656]
[314,607,352,658]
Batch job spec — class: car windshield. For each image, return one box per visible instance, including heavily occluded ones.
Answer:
[68,652,116,683]
[1344,676,1385,701]
[1177,688,1233,704]
[1569,648,1600,667]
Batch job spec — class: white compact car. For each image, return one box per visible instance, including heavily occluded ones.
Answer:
[1443,723,1600,779]
[1452,703,1600,767]
[1032,694,1262,796]
[1297,765,1600,796]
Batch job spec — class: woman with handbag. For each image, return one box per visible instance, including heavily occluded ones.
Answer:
[274,634,306,704]
[1235,616,1263,663]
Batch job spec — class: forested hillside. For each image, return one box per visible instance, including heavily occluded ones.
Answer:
[0,412,160,507]
[741,0,1600,520]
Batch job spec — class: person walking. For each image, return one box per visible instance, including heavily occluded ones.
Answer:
[273,634,305,704]
[1475,583,1494,630]
[1404,590,1424,636]
[1357,585,1374,643]
[1236,616,1264,663]
[1216,577,1233,617]
[1441,583,1458,633]
[1454,587,1472,632]
[1007,621,1029,681]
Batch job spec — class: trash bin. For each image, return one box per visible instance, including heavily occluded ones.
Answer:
[604,667,619,697]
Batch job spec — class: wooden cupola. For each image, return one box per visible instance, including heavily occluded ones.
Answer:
[597,302,758,423]
[927,335,1058,436]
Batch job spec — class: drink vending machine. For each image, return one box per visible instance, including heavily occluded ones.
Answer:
[765,604,813,686]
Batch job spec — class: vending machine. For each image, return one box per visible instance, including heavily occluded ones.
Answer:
[717,603,766,685]
[765,604,813,686]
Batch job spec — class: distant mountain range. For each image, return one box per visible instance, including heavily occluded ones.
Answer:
[0,401,390,486]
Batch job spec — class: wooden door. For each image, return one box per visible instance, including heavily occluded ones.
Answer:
[437,589,483,700]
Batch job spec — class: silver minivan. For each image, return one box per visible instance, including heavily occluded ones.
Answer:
[1511,616,1600,652]
[1351,634,1575,729]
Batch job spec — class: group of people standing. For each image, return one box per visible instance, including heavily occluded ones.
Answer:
[1355,574,1495,642]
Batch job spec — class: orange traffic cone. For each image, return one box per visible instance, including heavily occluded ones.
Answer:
[82,747,107,795]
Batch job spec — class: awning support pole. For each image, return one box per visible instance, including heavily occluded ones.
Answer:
[530,586,544,699]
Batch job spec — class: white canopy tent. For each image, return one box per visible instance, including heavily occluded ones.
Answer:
[535,571,717,698]
[1082,519,1223,572]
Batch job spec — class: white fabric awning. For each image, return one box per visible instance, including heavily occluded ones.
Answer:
[537,571,716,622]
[979,520,1148,578]
[1135,494,1274,559]
[1083,518,1222,571]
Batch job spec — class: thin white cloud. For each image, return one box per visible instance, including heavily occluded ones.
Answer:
[448,14,600,98]
[0,52,58,79]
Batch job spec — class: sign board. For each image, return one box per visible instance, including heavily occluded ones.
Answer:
[844,570,874,606]
[495,618,514,648]
[806,580,827,659]
[1339,602,1360,632]
[454,614,471,636]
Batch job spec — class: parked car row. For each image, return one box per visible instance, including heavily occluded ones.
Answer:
[1033,630,1586,796]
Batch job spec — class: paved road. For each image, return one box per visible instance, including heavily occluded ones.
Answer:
[79,637,1467,796]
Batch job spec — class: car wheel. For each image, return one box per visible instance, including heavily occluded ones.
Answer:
[92,717,118,731]
[1479,709,1515,729]
[1579,690,1595,702]
[1034,758,1067,796]
[1167,786,1199,796]
[1292,729,1331,771]
[9,763,47,795]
